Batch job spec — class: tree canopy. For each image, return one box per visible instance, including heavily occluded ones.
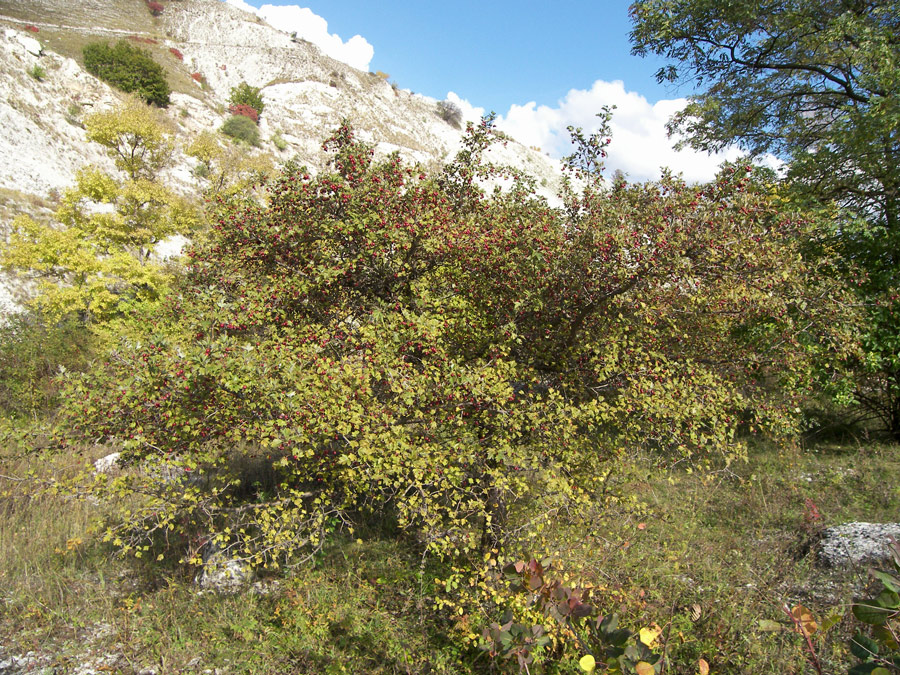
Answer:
[630,0,900,437]
[630,0,900,230]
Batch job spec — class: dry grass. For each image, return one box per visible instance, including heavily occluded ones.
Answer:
[0,0,158,33]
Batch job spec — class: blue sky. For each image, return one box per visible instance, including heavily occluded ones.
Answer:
[278,0,682,114]
[227,1,761,182]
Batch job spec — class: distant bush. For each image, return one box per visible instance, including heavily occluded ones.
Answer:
[24,25,39,33]
[228,82,264,118]
[436,100,463,129]
[271,130,287,151]
[221,114,260,146]
[228,104,259,124]
[146,1,164,16]
[169,47,183,60]
[83,40,170,107]
[27,64,46,81]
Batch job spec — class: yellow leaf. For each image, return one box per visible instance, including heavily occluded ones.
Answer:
[635,662,655,675]
[639,623,662,647]
[578,654,596,672]
[699,658,710,675]
[790,605,817,636]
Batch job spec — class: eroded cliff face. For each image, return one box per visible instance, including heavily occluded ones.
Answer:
[0,0,565,315]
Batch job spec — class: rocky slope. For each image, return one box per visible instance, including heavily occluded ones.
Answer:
[0,0,564,315]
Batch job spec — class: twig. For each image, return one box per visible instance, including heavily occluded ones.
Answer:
[782,603,824,675]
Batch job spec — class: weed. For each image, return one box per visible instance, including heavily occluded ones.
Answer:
[271,131,288,151]
[27,63,46,81]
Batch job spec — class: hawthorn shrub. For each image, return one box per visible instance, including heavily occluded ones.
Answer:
[221,114,260,146]
[228,81,264,119]
[83,41,170,107]
[52,120,856,664]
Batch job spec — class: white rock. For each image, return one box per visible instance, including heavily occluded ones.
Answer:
[818,522,900,568]
[15,33,42,57]
[93,452,121,473]
[194,542,255,593]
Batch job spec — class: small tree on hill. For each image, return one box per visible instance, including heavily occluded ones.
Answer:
[437,99,463,129]
[228,82,265,119]
[1,101,197,325]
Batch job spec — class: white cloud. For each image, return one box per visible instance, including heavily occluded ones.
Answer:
[223,1,374,71]
[495,80,756,184]
[224,0,257,13]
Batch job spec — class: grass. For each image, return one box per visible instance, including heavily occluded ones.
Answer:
[0,0,207,103]
[1,431,898,672]
[0,0,158,33]
[0,441,475,672]
[554,439,900,674]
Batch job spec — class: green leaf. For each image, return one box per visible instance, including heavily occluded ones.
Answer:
[849,665,883,675]
[853,602,894,626]
[875,588,900,610]
[850,632,880,660]
[873,570,900,593]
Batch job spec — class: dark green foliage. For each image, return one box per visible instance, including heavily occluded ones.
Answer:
[848,542,900,673]
[630,0,900,439]
[0,312,95,420]
[482,559,660,673]
[221,114,260,146]
[228,82,265,118]
[82,41,170,107]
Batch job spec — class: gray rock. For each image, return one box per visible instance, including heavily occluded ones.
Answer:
[817,522,900,568]
[194,542,255,593]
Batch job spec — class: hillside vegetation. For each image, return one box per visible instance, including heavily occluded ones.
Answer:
[1,0,899,674]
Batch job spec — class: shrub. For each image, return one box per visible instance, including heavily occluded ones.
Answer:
[228,81,264,117]
[228,104,259,124]
[146,1,164,16]
[82,40,170,107]
[27,64,46,81]
[24,25,39,33]
[169,47,183,60]
[52,122,856,631]
[190,72,203,83]
[221,114,260,146]
[0,312,96,420]
[271,130,288,151]
[436,100,463,129]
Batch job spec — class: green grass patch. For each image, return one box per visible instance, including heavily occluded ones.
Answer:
[2,436,897,672]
